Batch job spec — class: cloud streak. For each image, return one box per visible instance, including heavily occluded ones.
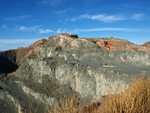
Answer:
[82,14,125,22]
[68,13,144,23]
[69,14,125,22]
[14,26,54,34]
[79,28,138,32]
[5,15,32,21]
[55,27,139,34]
[14,25,41,32]
[0,39,40,44]
[39,29,53,33]
[56,28,69,33]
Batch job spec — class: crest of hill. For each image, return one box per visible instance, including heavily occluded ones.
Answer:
[45,34,100,49]
[16,38,47,64]
[1,34,150,66]
[83,37,150,52]
[143,42,150,47]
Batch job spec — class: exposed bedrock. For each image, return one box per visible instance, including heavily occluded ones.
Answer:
[16,57,133,102]
[16,35,150,102]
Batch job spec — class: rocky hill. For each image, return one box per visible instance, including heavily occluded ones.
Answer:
[0,34,150,113]
[0,35,149,74]
[0,39,47,73]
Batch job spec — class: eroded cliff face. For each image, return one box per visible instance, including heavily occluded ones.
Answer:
[16,34,150,103]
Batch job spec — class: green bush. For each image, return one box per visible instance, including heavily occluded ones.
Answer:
[71,34,78,38]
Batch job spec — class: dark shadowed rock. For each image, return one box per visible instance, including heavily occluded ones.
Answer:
[0,50,17,64]
[0,55,18,73]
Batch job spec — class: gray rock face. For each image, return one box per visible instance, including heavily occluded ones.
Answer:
[16,58,133,102]
[16,34,150,103]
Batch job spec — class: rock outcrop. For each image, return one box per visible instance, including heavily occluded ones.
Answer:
[1,34,150,113]
[16,34,150,104]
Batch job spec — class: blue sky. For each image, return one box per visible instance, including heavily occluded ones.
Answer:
[0,0,150,51]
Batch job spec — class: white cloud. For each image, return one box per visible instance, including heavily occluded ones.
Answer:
[79,28,138,32]
[0,39,40,44]
[90,15,125,22]
[56,28,69,33]
[68,13,145,23]
[55,27,138,34]
[132,13,144,20]
[14,25,54,33]
[39,29,53,33]
[5,15,32,21]
[15,25,41,32]
[69,14,125,23]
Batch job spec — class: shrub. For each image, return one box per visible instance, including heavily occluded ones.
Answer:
[71,34,79,38]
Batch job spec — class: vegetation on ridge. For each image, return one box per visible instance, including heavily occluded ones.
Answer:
[71,34,79,38]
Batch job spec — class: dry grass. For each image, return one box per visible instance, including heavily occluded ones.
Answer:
[100,76,150,113]
[7,71,16,76]
[27,76,150,113]
[45,92,80,113]
[45,76,150,113]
